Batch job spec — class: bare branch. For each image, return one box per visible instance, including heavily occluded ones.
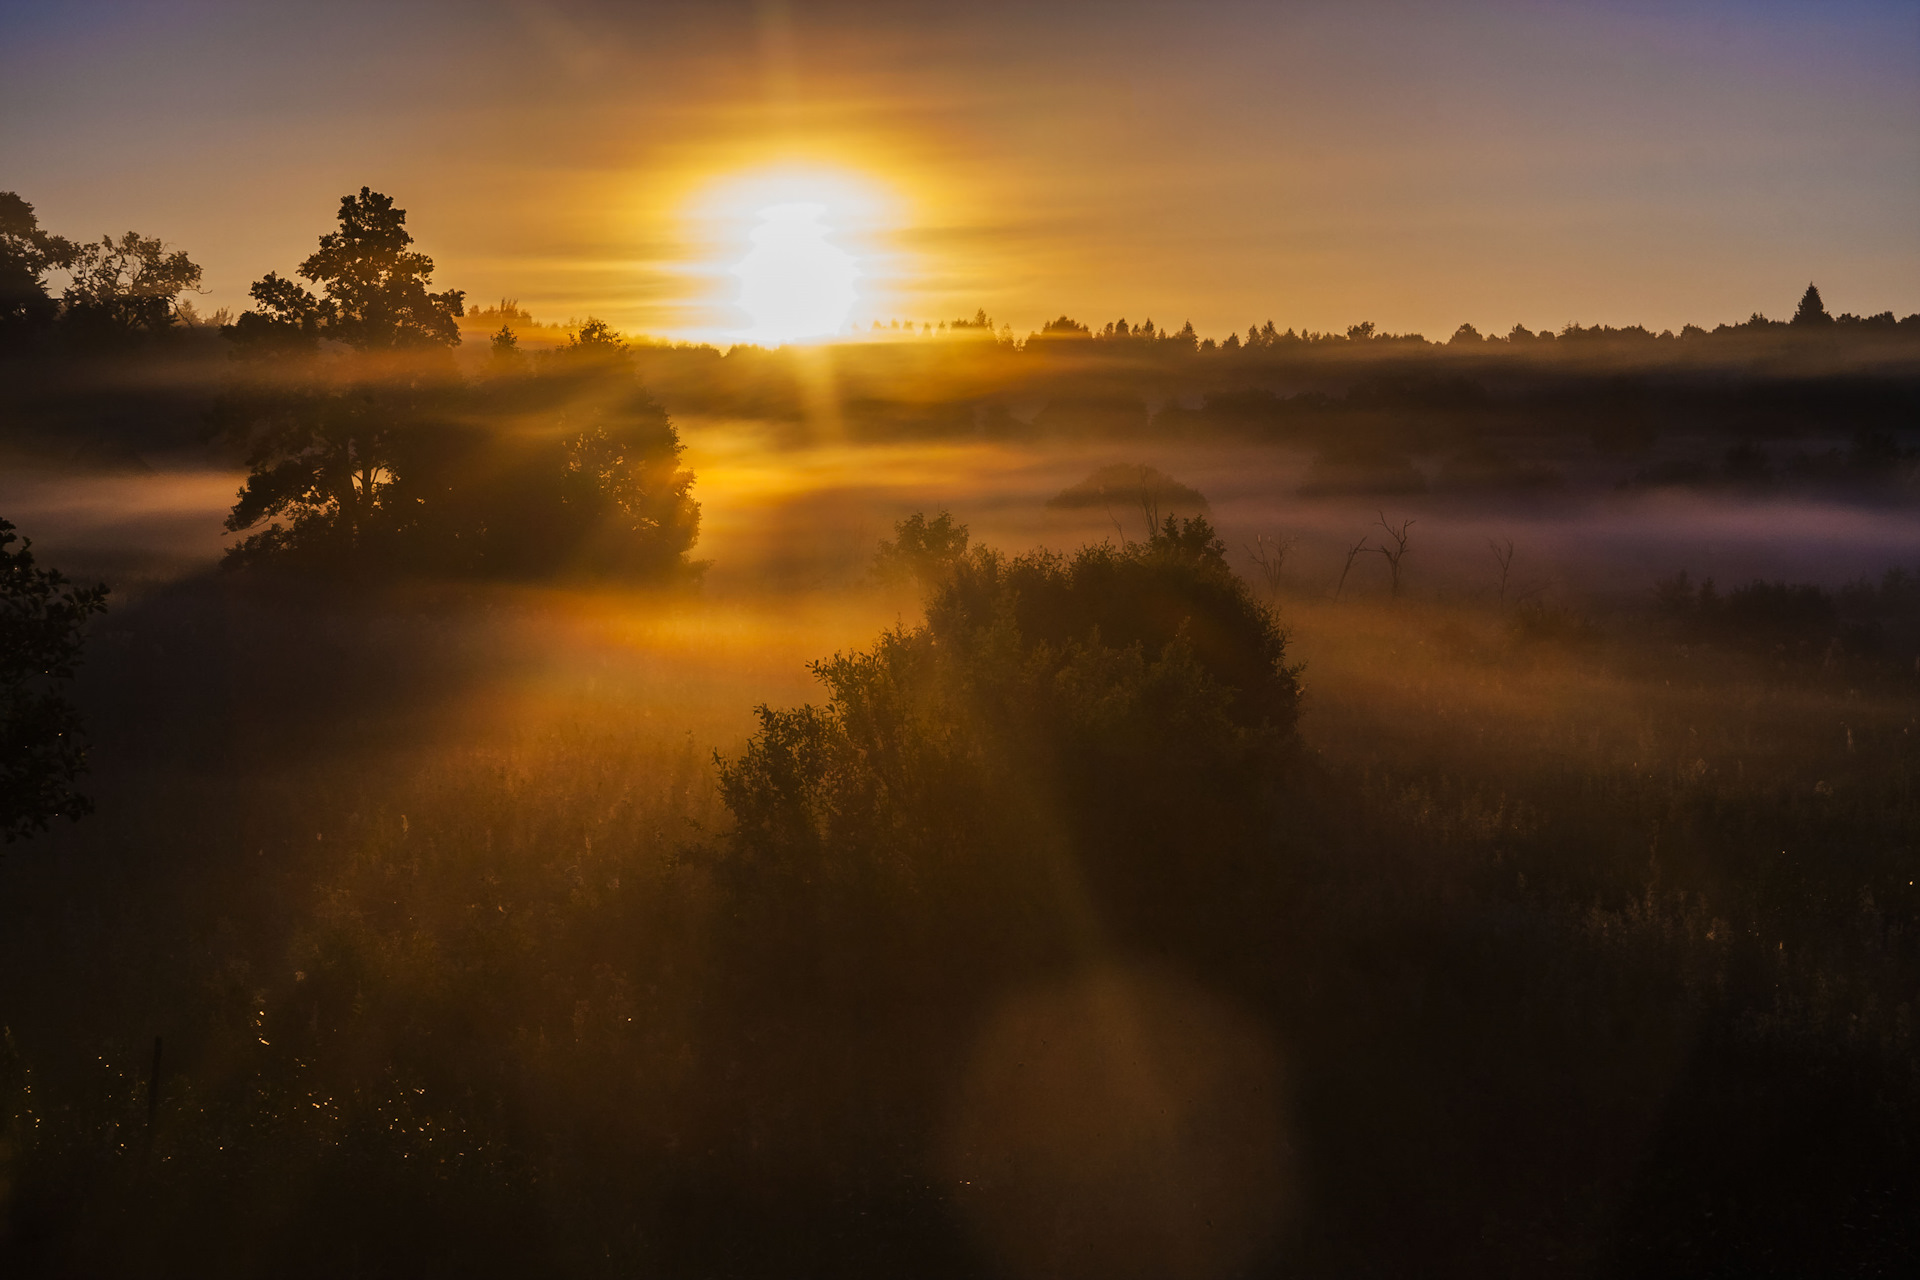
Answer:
[1371,512,1414,599]
[1335,535,1370,601]
[1488,536,1516,607]
[1245,532,1295,599]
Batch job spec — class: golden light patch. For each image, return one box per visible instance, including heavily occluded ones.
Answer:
[680,166,905,344]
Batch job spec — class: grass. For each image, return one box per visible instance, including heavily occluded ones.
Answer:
[1,572,1916,1277]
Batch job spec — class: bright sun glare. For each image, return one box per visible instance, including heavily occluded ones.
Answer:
[685,167,896,346]
[733,201,859,344]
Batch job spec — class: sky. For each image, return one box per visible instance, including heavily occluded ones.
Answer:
[3,0,1916,342]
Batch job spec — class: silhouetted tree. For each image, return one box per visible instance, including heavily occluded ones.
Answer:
[0,193,75,349]
[390,318,702,579]
[1792,282,1834,328]
[223,189,465,569]
[488,324,522,371]
[1246,532,1294,598]
[222,380,414,569]
[58,232,202,345]
[301,187,465,349]
[1,519,107,842]
[1373,512,1414,598]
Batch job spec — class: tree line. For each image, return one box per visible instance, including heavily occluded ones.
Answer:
[0,192,206,351]
[856,284,1917,355]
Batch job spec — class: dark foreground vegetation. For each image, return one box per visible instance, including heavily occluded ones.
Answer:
[0,508,1915,1277]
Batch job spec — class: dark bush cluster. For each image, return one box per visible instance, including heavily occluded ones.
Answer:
[722,515,1299,949]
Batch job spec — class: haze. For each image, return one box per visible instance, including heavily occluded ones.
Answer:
[5,0,1917,340]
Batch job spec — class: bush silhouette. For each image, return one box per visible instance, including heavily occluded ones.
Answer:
[719,515,1298,953]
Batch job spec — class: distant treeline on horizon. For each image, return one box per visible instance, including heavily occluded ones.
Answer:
[5,188,1918,361]
[825,284,1920,354]
[462,285,1920,357]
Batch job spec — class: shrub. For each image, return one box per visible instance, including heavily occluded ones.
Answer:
[719,515,1299,948]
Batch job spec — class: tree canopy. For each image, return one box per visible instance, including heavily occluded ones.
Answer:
[59,231,204,346]
[226,187,464,354]
[0,519,108,842]
[0,192,76,348]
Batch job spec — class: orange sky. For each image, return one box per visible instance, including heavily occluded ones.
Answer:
[4,1,1917,342]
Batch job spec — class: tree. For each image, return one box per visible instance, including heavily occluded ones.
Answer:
[387,319,703,580]
[1373,512,1414,599]
[222,189,464,568]
[299,187,464,349]
[0,192,76,349]
[1792,282,1834,328]
[222,382,410,569]
[488,324,523,372]
[1,519,108,842]
[1245,532,1294,599]
[58,231,203,345]
[872,511,970,589]
[222,271,324,355]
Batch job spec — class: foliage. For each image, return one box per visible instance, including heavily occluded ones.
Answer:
[1792,281,1834,328]
[870,510,970,588]
[3,575,1919,1272]
[0,192,75,348]
[400,359,704,579]
[0,519,108,842]
[221,362,702,580]
[221,378,419,570]
[227,187,463,353]
[219,198,700,580]
[58,232,203,345]
[721,516,1298,938]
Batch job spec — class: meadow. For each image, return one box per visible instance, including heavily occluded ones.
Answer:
[2,416,1916,1276]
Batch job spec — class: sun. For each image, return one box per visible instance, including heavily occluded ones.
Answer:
[679,166,898,345]
[733,201,858,344]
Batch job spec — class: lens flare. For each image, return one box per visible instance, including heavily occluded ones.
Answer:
[733,202,858,344]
